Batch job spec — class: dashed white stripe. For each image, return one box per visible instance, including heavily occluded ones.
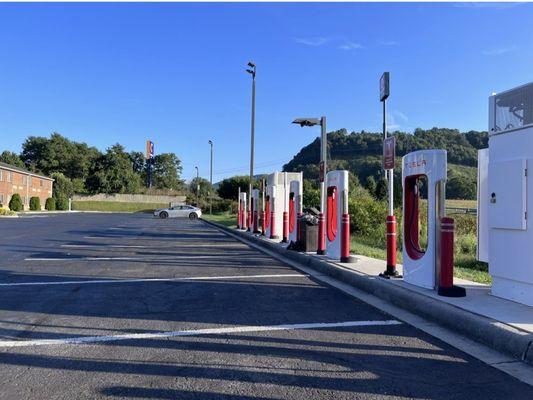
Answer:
[0,273,308,287]
[0,320,402,348]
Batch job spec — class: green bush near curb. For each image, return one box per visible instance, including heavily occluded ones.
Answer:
[45,198,56,211]
[9,194,23,212]
[29,197,41,211]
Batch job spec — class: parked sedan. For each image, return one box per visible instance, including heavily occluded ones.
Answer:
[154,205,202,219]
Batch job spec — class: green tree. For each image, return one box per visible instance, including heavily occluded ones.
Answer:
[152,153,183,190]
[375,177,387,201]
[189,177,212,198]
[364,176,377,197]
[9,194,23,211]
[51,172,75,200]
[0,151,24,168]
[86,144,141,194]
[217,176,254,200]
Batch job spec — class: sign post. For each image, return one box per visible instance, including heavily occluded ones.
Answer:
[379,73,400,278]
[146,140,154,188]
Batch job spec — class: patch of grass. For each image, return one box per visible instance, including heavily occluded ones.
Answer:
[203,212,237,228]
[72,201,168,213]
[351,234,490,284]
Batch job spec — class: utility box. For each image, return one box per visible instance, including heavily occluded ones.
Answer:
[480,82,533,307]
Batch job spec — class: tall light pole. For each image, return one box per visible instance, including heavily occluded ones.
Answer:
[195,166,200,207]
[292,116,327,255]
[208,140,213,214]
[379,72,400,278]
[246,61,256,232]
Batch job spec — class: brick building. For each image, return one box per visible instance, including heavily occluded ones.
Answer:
[0,162,54,210]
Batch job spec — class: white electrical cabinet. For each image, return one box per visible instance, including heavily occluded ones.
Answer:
[482,82,533,307]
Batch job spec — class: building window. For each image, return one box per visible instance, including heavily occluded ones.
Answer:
[7,172,12,183]
[0,170,3,181]
[22,176,27,185]
[0,194,3,204]
[40,179,43,187]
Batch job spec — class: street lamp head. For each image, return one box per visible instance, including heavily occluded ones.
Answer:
[292,118,321,127]
[247,61,255,68]
[246,69,254,74]
[208,140,213,145]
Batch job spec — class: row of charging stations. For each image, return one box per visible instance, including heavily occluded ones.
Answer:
[235,159,463,298]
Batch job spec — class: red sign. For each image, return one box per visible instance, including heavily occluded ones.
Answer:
[319,161,325,182]
[383,136,395,170]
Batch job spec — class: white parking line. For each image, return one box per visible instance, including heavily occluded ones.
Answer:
[61,245,146,249]
[25,257,137,261]
[24,255,238,261]
[0,320,402,348]
[0,273,308,287]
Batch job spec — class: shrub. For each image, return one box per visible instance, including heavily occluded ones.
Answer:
[8,194,23,212]
[0,208,16,216]
[55,196,69,211]
[29,196,41,211]
[45,197,56,211]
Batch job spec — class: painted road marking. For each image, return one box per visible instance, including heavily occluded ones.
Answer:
[25,257,138,261]
[0,320,402,348]
[60,244,245,249]
[0,273,308,287]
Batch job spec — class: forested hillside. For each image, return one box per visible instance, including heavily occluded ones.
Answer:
[283,127,488,200]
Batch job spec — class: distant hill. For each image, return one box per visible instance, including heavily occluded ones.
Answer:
[283,127,488,200]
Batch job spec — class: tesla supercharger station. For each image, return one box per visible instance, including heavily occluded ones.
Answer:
[252,189,260,233]
[265,184,279,239]
[325,170,351,262]
[477,82,533,307]
[238,192,247,230]
[265,172,303,242]
[289,176,303,244]
[402,150,465,296]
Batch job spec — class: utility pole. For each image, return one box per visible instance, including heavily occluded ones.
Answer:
[246,61,256,231]
[208,140,213,214]
[195,166,200,207]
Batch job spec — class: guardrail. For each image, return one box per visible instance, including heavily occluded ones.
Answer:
[445,207,477,216]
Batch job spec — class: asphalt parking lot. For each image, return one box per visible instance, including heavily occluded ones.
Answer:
[0,213,531,399]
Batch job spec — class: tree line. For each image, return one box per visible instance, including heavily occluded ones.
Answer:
[0,133,184,201]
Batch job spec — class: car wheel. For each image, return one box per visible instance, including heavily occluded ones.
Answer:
[189,213,198,220]
[160,211,169,219]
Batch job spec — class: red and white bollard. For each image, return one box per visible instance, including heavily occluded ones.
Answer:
[438,217,466,297]
[317,212,326,255]
[282,211,289,243]
[237,205,242,229]
[247,210,252,232]
[381,215,400,277]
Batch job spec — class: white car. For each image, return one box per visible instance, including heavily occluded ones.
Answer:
[154,205,202,220]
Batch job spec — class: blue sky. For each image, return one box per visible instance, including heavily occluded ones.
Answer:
[0,2,531,182]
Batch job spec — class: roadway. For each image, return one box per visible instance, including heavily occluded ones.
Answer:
[0,213,530,399]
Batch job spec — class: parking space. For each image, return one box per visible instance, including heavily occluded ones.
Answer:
[0,213,531,399]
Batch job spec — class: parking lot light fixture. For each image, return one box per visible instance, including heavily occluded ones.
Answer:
[208,140,213,215]
[195,166,200,207]
[246,61,256,231]
[292,116,327,255]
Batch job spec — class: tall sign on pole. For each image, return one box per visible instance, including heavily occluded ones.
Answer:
[146,140,154,188]
[379,72,400,278]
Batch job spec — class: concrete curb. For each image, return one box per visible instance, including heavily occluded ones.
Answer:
[203,219,533,367]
